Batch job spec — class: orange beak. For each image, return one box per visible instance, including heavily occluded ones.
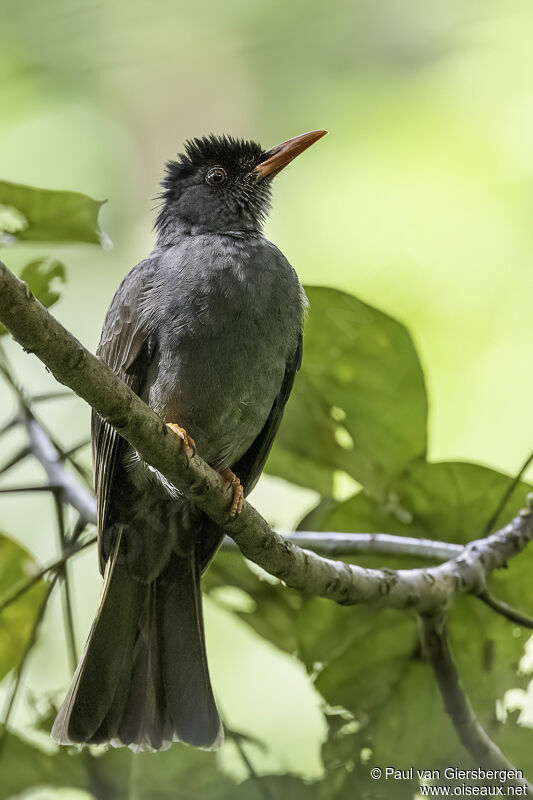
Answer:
[253,130,327,179]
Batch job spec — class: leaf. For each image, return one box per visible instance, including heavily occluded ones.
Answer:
[1,728,235,800]
[447,597,533,775]
[320,712,420,800]
[0,257,67,337]
[0,531,47,680]
[302,463,533,774]
[391,460,532,544]
[204,551,303,654]
[267,286,428,497]
[99,745,234,800]
[0,731,87,799]
[0,180,108,245]
[315,609,418,717]
[20,258,66,308]
[312,460,532,551]
[227,775,320,799]
[0,203,28,236]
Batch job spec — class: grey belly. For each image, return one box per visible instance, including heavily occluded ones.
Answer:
[146,329,287,471]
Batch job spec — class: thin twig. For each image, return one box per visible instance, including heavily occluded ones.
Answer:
[241,531,463,561]
[482,450,533,536]
[478,591,533,630]
[418,614,532,791]
[63,438,91,458]
[0,348,92,489]
[24,416,96,523]
[0,446,30,475]
[0,536,96,614]
[0,484,64,494]
[223,724,272,800]
[31,390,73,403]
[52,489,78,672]
[0,415,19,438]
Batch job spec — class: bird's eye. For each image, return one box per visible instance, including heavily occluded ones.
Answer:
[206,167,227,186]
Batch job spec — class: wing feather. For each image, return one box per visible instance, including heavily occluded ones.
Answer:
[92,268,152,573]
[234,333,302,494]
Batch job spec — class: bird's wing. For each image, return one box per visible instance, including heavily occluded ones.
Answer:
[92,270,152,574]
[233,333,303,495]
[198,334,302,574]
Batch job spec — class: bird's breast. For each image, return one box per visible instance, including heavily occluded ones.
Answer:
[143,236,304,470]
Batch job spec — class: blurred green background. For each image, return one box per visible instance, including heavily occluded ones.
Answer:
[1,0,533,795]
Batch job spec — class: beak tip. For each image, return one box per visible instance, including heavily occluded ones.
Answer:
[254,129,328,179]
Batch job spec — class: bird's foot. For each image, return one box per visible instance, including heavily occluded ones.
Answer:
[166,423,196,459]
[220,468,244,518]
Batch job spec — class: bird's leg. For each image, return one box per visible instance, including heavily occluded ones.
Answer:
[165,423,196,459]
[220,468,244,518]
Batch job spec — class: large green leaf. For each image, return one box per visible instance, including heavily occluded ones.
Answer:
[391,460,532,543]
[0,531,47,680]
[266,286,428,497]
[0,180,107,245]
[312,460,532,548]
[303,462,533,776]
[315,609,418,718]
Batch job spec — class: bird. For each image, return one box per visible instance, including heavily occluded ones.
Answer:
[51,129,327,752]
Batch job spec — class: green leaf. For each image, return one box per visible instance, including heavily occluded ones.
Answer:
[227,775,320,799]
[0,731,87,799]
[20,258,66,308]
[99,745,234,800]
[303,463,533,774]
[448,597,533,774]
[312,460,532,550]
[204,551,303,654]
[315,609,418,717]
[391,460,532,543]
[0,203,28,236]
[267,287,428,497]
[0,180,108,245]
[0,531,47,680]
[1,728,235,800]
[0,257,67,337]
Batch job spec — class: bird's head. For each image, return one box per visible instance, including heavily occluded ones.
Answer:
[155,130,326,240]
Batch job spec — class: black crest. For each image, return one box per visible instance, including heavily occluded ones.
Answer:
[161,135,264,195]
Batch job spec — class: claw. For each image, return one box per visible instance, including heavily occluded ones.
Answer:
[166,423,196,459]
[220,468,244,517]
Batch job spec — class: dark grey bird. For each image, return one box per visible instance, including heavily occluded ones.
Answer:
[51,129,326,752]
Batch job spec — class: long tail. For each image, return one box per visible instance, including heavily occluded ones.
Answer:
[51,537,223,751]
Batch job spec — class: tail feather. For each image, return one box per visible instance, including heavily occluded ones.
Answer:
[52,537,222,751]
[52,536,143,744]
[159,553,223,748]
[116,584,172,750]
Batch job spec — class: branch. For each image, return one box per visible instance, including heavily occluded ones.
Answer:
[282,531,462,560]
[24,415,96,525]
[478,591,533,630]
[482,449,533,536]
[418,614,532,792]
[0,536,96,615]
[8,389,465,563]
[1,259,532,613]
